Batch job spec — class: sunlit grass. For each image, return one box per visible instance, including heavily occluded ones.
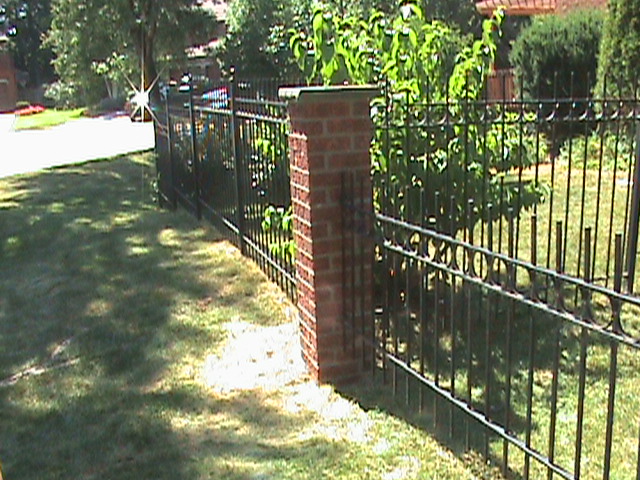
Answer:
[0,153,494,479]
[14,108,86,130]
[376,156,640,479]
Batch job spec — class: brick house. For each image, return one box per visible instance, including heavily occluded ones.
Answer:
[476,0,609,100]
[0,49,18,112]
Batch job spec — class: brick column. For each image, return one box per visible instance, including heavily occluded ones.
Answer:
[279,86,377,384]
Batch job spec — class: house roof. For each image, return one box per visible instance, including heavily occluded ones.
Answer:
[556,0,608,13]
[476,0,554,15]
[475,0,607,15]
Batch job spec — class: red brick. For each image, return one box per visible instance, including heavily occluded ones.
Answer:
[291,202,310,218]
[292,232,312,255]
[351,100,373,118]
[291,184,310,204]
[299,319,318,342]
[293,119,325,135]
[307,152,326,169]
[310,171,344,188]
[309,206,343,223]
[314,300,344,318]
[292,100,350,119]
[309,237,343,256]
[315,270,346,289]
[325,186,345,204]
[297,301,316,323]
[310,256,331,271]
[325,152,372,170]
[284,88,377,385]
[307,135,352,153]
[297,262,315,284]
[352,133,374,151]
[290,168,309,188]
[308,189,327,205]
[290,148,309,169]
[318,362,363,384]
[316,330,346,348]
[326,118,373,134]
[315,285,339,304]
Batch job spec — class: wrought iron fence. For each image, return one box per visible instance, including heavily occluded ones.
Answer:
[373,89,640,293]
[359,89,640,479]
[153,75,295,301]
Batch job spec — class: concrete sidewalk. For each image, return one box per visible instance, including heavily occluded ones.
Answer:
[0,114,155,178]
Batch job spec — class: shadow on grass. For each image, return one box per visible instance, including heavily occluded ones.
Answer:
[343,262,640,480]
[0,155,333,479]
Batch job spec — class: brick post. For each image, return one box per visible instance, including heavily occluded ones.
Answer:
[279,86,377,384]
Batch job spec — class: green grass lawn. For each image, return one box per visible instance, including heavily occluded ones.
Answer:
[14,108,86,131]
[375,158,640,479]
[0,153,500,480]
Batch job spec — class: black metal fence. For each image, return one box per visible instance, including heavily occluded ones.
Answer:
[364,91,640,479]
[153,76,295,301]
[373,90,640,293]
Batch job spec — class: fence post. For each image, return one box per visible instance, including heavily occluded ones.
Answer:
[280,85,377,385]
[165,88,177,209]
[187,76,202,220]
[229,68,247,254]
[625,123,640,293]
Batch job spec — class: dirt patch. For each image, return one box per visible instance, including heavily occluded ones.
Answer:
[202,320,309,394]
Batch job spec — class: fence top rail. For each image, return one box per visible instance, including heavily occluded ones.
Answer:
[377,212,640,348]
[375,98,640,125]
[376,210,640,313]
[373,98,640,119]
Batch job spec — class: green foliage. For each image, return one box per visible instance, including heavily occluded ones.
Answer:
[558,131,635,171]
[91,52,133,100]
[219,0,395,79]
[44,79,80,108]
[510,8,604,101]
[0,1,55,86]
[47,0,216,105]
[420,0,483,36]
[291,3,547,233]
[261,205,296,260]
[291,3,473,91]
[596,0,640,98]
[219,0,315,78]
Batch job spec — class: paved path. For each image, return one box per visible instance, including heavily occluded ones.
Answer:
[0,113,155,178]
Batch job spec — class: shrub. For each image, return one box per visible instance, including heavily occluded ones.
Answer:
[596,0,640,98]
[44,80,81,108]
[510,8,604,100]
[557,132,635,171]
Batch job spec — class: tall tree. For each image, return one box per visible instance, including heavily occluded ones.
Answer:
[0,1,54,86]
[596,0,640,97]
[47,0,215,103]
[220,0,393,78]
[421,0,483,35]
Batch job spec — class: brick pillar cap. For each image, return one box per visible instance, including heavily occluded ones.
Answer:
[279,85,379,103]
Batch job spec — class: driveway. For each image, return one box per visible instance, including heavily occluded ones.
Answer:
[0,113,155,178]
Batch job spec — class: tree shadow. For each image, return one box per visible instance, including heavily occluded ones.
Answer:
[0,156,328,479]
[350,252,636,479]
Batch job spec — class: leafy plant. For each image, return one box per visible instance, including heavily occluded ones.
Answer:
[262,205,296,260]
[291,2,547,235]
